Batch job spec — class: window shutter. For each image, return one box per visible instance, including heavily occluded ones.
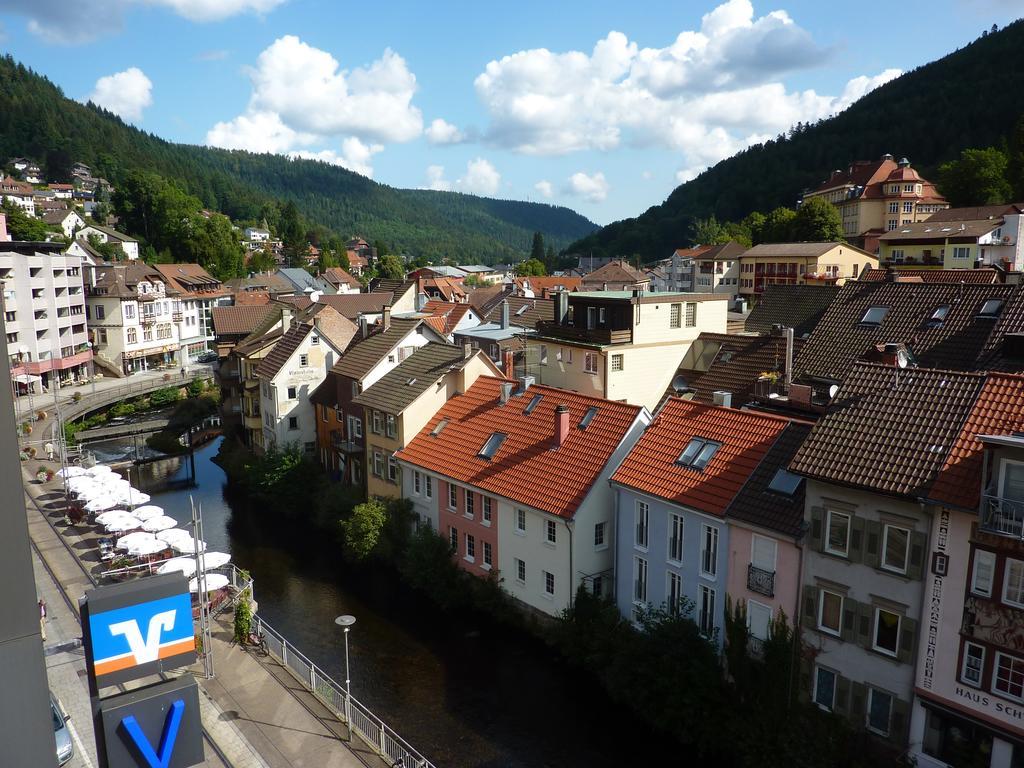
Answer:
[891,697,910,741]
[809,507,824,551]
[850,516,865,563]
[802,585,818,630]
[850,682,867,726]
[834,675,851,714]
[898,617,918,665]
[856,602,873,649]
[863,520,881,570]
[841,597,858,643]
[907,532,927,580]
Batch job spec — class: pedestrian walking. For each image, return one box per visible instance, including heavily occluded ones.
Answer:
[38,598,47,642]
[44,441,55,461]
[180,366,186,379]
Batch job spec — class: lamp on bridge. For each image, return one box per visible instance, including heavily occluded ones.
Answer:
[335,614,357,742]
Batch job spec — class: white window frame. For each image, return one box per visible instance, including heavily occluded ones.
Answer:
[465,489,475,518]
[866,688,893,737]
[299,353,309,367]
[1002,557,1024,609]
[545,519,557,545]
[750,534,777,572]
[448,484,458,511]
[814,666,836,711]
[881,523,911,574]
[449,526,458,551]
[633,556,648,605]
[584,352,598,374]
[387,455,398,483]
[971,549,995,597]
[465,534,475,563]
[961,642,985,688]
[667,571,683,613]
[747,600,773,641]
[818,589,843,637]
[515,509,526,535]
[635,501,649,550]
[482,496,492,526]
[413,471,421,495]
[515,558,526,585]
[685,302,696,327]
[668,513,684,564]
[483,541,492,568]
[610,353,624,372]
[700,524,718,578]
[424,475,433,500]
[824,509,851,557]
[669,303,681,328]
[872,607,901,658]
[698,584,715,638]
[543,570,555,598]
[594,521,606,549]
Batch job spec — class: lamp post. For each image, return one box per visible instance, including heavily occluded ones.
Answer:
[335,614,356,741]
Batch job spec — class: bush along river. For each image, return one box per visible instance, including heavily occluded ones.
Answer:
[100,436,678,768]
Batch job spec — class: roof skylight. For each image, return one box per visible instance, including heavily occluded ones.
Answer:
[579,406,599,430]
[478,432,507,460]
[676,438,720,470]
[524,393,543,415]
[926,305,950,327]
[767,468,803,496]
[978,299,1005,318]
[430,419,449,436]
[860,306,889,325]
[515,304,529,316]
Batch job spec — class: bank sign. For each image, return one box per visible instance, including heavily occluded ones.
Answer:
[83,573,197,688]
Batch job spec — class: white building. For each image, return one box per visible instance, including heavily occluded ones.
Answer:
[1,176,35,217]
[84,263,180,376]
[0,215,92,389]
[153,263,231,363]
[41,209,85,240]
[77,224,139,261]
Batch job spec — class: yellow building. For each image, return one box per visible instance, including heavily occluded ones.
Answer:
[878,205,1024,270]
[738,242,877,299]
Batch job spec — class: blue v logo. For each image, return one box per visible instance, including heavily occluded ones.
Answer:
[120,699,185,768]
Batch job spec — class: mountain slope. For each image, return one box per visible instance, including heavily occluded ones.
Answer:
[568,20,1024,260]
[0,55,596,261]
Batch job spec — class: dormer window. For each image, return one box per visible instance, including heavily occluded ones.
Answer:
[927,305,950,327]
[478,432,506,460]
[860,306,888,326]
[676,438,720,470]
[979,299,1005,319]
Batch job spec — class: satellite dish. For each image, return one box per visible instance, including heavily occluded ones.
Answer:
[828,384,840,399]
[672,374,690,394]
[896,349,909,369]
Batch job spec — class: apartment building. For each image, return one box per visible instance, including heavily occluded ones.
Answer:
[153,263,231,363]
[580,260,650,292]
[77,224,140,261]
[737,242,877,298]
[692,241,746,295]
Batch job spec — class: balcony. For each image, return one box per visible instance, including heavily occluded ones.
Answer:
[981,495,1024,539]
[172,312,183,322]
[747,564,775,598]
[331,430,363,453]
[140,314,156,325]
[535,321,632,345]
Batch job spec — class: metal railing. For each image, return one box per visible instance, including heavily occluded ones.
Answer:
[981,495,1024,539]
[747,564,775,598]
[253,614,436,768]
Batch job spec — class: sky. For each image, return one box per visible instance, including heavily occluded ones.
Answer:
[0,0,1020,226]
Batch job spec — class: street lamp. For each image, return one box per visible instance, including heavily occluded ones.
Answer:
[335,614,356,741]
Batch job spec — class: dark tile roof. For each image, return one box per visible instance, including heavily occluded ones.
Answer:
[858,268,1002,284]
[793,281,1019,383]
[255,322,313,380]
[682,332,806,405]
[310,373,338,407]
[352,342,468,414]
[925,203,1024,222]
[979,286,1024,372]
[727,422,812,538]
[333,317,424,381]
[315,292,393,320]
[790,363,985,498]
[482,296,556,330]
[745,285,840,337]
[212,305,278,336]
[698,240,748,261]
[581,260,648,285]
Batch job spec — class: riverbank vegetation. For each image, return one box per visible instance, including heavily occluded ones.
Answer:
[63,385,183,444]
[216,437,898,768]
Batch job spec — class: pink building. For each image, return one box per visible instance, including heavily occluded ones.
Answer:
[725,422,812,645]
[437,480,500,576]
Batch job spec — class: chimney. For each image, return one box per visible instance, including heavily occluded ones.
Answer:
[0,213,9,242]
[556,290,569,324]
[517,374,535,395]
[782,326,794,389]
[502,348,515,377]
[382,306,392,331]
[500,300,510,329]
[499,380,514,404]
[463,341,473,360]
[712,391,732,408]
[555,404,570,446]
[359,315,370,339]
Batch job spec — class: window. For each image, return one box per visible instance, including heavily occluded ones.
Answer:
[516,558,526,584]
[372,411,383,434]
[483,542,492,567]
[748,600,772,641]
[952,246,970,260]
[352,381,361,398]
[482,496,492,525]
[928,305,950,326]
[814,667,836,711]
[903,201,913,214]
[598,307,607,324]
[1003,558,1024,608]
[888,202,898,214]
[424,475,433,500]
[465,490,475,518]
[768,468,802,495]
[860,306,889,325]
[584,352,598,374]
[962,642,985,687]
[525,394,543,414]
[633,557,648,603]
[594,521,606,549]
[610,353,624,372]
[676,437,720,470]
[539,345,548,365]
[818,589,843,635]
[545,519,557,545]
[668,514,684,563]
[413,471,421,495]
[465,534,475,561]
[873,608,901,657]
[890,249,905,263]
[685,302,696,327]
[668,572,683,613]
[994,652,1024,702]
[887,220,898,232]
[979,299,1005,318]
[449,527,458,550]
[698,585,715,637]
[321,405,328,423]
[825,510,851,557]
[516,509,526,534]
[635,501,649,548]
[372,450,384,477]
[311,335,319,345]
[430,418,447,436]
[287,386,297,399]
[387,456,398,482]
[867,689,893,736]
[701,525,718,577]
[478,432,506,460]
[126,327,137,344]
[544,571,555,597]
[299,354,309,367]
[592,576,603,598]
[288,416,299,430]
[669,303,681,328]
[347,415,362,439]
[751,534,777,572]
[386,414,397,438]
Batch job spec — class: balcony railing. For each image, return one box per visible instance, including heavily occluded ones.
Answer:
[172,312,183,322]
[747,563,775,597]
[535,321,632,345]
[331,431,363,453]
[981,495,1024,539]
[140,314,156,325]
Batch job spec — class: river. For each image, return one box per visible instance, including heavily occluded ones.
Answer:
[91,435,676,768]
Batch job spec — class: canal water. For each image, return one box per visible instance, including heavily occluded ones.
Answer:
[93,436,675,768]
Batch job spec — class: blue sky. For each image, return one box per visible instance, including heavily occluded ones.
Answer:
[0,0,1019,225]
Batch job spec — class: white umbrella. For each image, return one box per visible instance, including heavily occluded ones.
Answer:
[156,557,196,576]
[67,477,99,492]
[116,531,157,551]
[95,510,136,526]
[172,538,207,555]
[85,496,119,513]
[197,552,231,570]
[156,528,192,546]
[57,466,89,479]
[131,505,164,521]
[128,538,168,557]
[141,515,178,533]
[117,491,151,507]
[188,574,228,593]
[88,465,115,476]
[105,516,142,533]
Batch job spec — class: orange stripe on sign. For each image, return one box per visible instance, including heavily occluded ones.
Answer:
[158,638,196,659]
[94,638,196,676]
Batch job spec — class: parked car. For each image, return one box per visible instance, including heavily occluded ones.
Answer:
[97,536,115,561]
[50,692,73,766]
[196,350,218,363]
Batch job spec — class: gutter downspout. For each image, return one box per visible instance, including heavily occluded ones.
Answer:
[612,484,619,604]
[790,524,806,710]
[565,517,574,611]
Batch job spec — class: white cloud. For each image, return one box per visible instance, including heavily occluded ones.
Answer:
[534,180,553,198]
[474,0,899,180]
[458,158,501,196]
[196,49,229,61]
[291,137,383,178]
[87,67,153,122]
[425,118,465,145]
[425,165,451,191]
[5,0,284,44]
[206,110,307,153]
[564,171,609,203]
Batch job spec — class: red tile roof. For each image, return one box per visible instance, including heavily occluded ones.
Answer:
[211,305,278,336]
[395,377,643,519]
[420,300,473,334]
[611,399,791,517]
[928,373,1024,510]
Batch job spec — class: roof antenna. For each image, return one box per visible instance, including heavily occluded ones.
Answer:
[958,280,964,304]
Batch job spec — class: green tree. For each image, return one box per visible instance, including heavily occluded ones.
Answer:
[373,239,387,258]
[278,201,306,267]
[759,206,797,243]
[44,147,73,182]
[530,231,545,262]
[791,197,843,241]
[249,245,276,273]
[339,499,387,561]
[377,253,405,280]
[186,213,245,279]
[1,200,50,240]
[691,216,729,245]
[939,146,1014,207]
[515,258,546,276]
[545,245,557,271]
[1008,115,1024,201]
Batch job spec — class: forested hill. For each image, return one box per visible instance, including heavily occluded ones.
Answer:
[568,19,1024,261]
[0,55,596,262]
